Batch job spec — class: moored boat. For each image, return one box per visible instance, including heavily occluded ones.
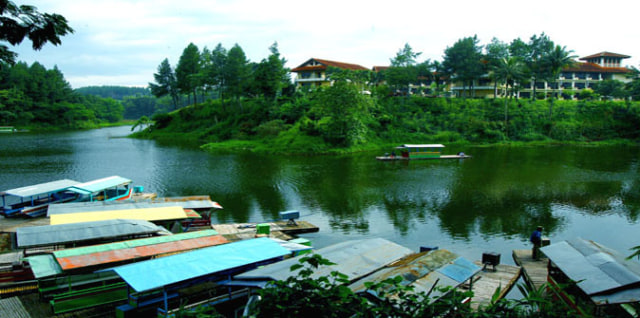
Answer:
[376,144,471,161]
[0,179,80,218]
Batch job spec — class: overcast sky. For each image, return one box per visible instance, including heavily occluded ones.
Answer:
[13,0,640,89]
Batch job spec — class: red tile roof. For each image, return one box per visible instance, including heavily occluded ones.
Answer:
[372,66,390,72]
[564,62,631,73]
[291,58,369,72]
[580,51,630,60]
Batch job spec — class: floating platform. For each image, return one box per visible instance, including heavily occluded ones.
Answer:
[463,262,521,310]
[376,154,471,161]
[512,249,548,290]
[211,220,319,242]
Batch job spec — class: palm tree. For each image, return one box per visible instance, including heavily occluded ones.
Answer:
[545,45,577,118]
[493,57,525,138]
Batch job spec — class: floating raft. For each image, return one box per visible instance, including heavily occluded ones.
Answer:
[211,221,319,242]
[512,249,548,290]
[0,296,30,318]
[376,154,471,161]
[464,262,521,310]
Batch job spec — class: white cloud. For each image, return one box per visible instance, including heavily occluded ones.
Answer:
[12,0,640,88]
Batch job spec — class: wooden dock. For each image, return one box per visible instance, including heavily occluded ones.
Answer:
[211,220,318,242]
[0,296,31,318]
[461,262,521,310]
[512,249,548,290]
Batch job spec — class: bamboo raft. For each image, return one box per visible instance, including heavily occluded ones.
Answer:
[459,262,521,310]
[211,220,319,242]
[512,249,548,290]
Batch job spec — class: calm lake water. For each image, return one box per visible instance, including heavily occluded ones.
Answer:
[1,126,639,265]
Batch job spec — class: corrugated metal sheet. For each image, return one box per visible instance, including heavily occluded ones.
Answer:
[152,196,224,210]
[235,238,413,282]
[48,200,214,216]
[25,254,63,279]
[111,237,290,292]
[541,238,640,305]
[269,238,313,254]
[1,179,79,198]
[68,176,131,195]
[348,250,480,302]
[56,235,229,270]
[53,230,219,258]
[49,206,188,225]
[16,219,166,248]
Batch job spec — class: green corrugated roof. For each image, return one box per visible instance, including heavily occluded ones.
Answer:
[53,230,218,258]
[26,254,63,279]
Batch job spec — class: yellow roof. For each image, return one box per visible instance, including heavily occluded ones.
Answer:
[50,206,189,225]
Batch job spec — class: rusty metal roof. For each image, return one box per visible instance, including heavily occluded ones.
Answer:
[541,238,640,305]
[54,230,228,270]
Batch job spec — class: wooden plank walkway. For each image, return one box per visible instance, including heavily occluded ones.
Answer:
[512,249,548,291]
[0,296,31,318]
[211,220,318,242]
[460,262,521,310]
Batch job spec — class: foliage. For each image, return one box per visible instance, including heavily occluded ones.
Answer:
[149,58,180,109]
[249,254,580,318]
[75,86,150,100]
[175,43,201,104]
[0,61,129,128]
[0,0,73,64]
[442,35,485,97]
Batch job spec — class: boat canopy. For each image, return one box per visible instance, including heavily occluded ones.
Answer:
[1,179,79,198]
[396,144,445,149]
[541,238,640,305]
[49,206,190,225]
[48,201,195,216]
[234,238,413,283]
[109,237,290,292]
[16,219,167,248]
[68,176,131,195]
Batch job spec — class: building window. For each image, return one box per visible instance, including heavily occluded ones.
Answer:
[576,73,587,80]
[562,82,572,89]
[561,72,573,79]
[575,83,585,89]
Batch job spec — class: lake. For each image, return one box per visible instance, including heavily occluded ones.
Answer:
[1,126,639,265]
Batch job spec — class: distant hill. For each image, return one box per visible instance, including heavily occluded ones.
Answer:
[75,86,151,100]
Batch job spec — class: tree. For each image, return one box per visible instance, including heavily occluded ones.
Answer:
[493,57,525,138]
[175,43,201,105]
[148,58,179,109]
[0,0,73,64]
[442,35,485,97]
[485,37,510,98]
[593,79,626,100]
[223,43,250,105]
[386,43,422,95]
[251,42,289,101]
[545,45,576,98]
[314,81,372,146]
[526,33,555,99]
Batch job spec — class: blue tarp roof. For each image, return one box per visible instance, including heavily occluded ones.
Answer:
[110,237,290,292]
[68,176,131,195]
[541,238,640,305]
[1,179,79,198]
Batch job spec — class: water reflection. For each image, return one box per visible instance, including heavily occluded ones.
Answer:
[1,127,640,256]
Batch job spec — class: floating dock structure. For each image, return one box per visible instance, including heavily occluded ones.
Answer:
[464,261,521,310]
[211,220,319,241]
[512,249,548,290]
